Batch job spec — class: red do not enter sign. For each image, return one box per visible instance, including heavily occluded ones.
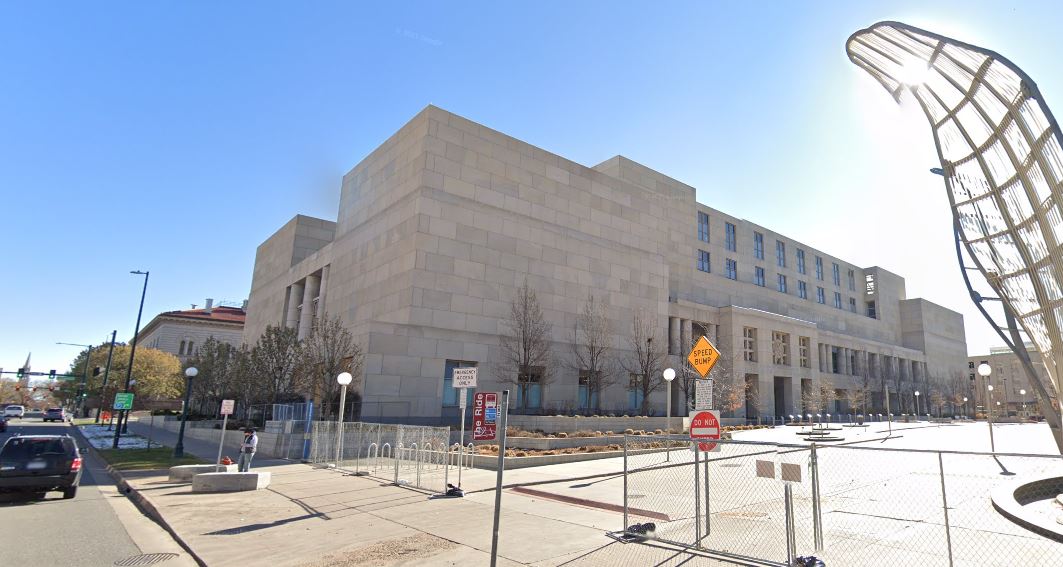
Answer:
[689,410,721,452]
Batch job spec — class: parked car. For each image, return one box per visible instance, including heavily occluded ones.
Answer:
[3,405,25,419]
[0,435,82,499]
[0,416,7,432]
[43,408,68,423]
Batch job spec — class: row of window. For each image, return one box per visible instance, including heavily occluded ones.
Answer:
[697,213,857,290]
[178,340,196,356]
[697,250,863,313]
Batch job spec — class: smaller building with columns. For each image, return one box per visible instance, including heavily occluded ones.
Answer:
[243,106,968,423]
[137,299,247,364]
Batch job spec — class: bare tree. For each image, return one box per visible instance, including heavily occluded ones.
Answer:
[251,325,301,405]
[621,309,666,416]
[570,295,616,414]
[296,314,364,419]
[818,380,837,415]
[497,279,553,413]
[185,337,237,415]
[228,345,257,420]
[846,379,867,416]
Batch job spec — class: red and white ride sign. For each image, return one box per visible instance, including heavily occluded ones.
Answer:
[689,410,721,452]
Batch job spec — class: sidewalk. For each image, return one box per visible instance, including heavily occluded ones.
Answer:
[119,419,732,566]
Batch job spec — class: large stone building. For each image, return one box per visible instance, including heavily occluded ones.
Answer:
[138,299,246,363]
[244,106,967,423]
[967,347,1049,418]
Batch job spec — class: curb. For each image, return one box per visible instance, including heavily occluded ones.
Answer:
[71,425,208,567]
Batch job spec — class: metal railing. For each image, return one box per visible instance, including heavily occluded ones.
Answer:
[617,435,1063,566]
[306,421,452,492]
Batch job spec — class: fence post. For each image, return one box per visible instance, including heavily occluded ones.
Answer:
[784,483,796,565]
[938,452,955,567]
[704,444,710,537]
[694,443,702,546]
[810,443,823,551]
[622,434,628,531]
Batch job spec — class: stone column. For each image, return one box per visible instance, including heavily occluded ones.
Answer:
[297,274,321,340]
[819,343,827,373]
[316,265,330,318]
[842,348,851,375]
[669,317,680,355]
[285,281,304,330]
[707,322,717,345]
[681,319,692,354]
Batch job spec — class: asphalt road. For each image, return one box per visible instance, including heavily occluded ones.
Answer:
[0,419,145,566]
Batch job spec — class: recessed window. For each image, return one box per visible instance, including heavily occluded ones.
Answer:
[816,286,826,304]
[178,340,186,355]
[848,269,856,291]
[796,249,806,274]
[754,266,766,287]
[743,327,757,362]
[833,292,842,309]
[799,337,811,368]
[628,374,646,411]
[754,232,764,260]
[515,366,543,411]
[776,241,786,268]
[698,212,710,243]
[725,223,737,252]
[697,249,710,273]
[777,273,788,293]
[726,258,738,280]
[578,370,600,410]
[815,256,824,281]
[798,280,808,299]
[832,263,841,286]
[849,297,857,313]
[866,301,877,319]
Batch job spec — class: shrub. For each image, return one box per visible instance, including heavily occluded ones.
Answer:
[605,430,614,435]
[515,451,527,457]
[556,432,568,438]
[624,428,634,435]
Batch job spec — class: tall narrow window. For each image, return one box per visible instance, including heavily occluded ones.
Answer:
[816,286,826,304]
[849,297,857,313]
[777,273,787,293]
[798,280,808,299]
[578,370,600,411]
[866,301,877,319]
[726,259,738,280]
[815,256,824,280]
[848,269,856,291]
[697,250,710,272]
[178,340,186,355]
[514,366,543,411]
[754,266,766,287]
[799,337,811,368]
[725,222,737,251]
[754,232,764,259]
[743,327,757,362]
[698,212,710,243]
[187,341,194,355]
[776,240,786,267]
[772,331,790,365]
[832,263,841,286]
[443,360,477,407]
[628,374,646,412]
[796,249,806,274]
[833,291,842,309]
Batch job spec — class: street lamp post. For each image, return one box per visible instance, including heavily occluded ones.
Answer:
[173,367,197,458]
[979,363,996,453]
[914,390,921,420]
[663,368,675,463]
[335,372,353,463]
[1020,389,1027,418]
[963,397,969,419]
[114,270,149,446]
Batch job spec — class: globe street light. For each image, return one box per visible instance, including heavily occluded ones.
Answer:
[979,363,995,453]
[963,397,969,418]
[662,368,675,463]
[914,390,921,418]
[173,367,198,458]
[1020,389,1027,417]
[335,372,353,463]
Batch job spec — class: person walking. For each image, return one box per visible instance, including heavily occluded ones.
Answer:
[238,427,258,472]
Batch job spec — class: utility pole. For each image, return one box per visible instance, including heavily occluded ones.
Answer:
[97,331,117,424]
[114,271,149,448]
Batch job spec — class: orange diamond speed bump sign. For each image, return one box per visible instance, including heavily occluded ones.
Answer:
[687,336,720,378]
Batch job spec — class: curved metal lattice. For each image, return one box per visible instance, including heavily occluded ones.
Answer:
[846,21,1062,452]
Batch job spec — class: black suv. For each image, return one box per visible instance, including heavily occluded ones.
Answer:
[0,435,82,499]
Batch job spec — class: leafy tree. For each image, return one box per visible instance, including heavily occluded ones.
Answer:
[497,279,553,413]
[67,345,182,411]
[184,338,239,415]
[251,325,301,405]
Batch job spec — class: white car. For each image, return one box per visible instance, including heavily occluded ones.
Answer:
[4,405,26,418]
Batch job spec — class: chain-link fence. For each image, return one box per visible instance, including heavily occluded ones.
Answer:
[306,421,455,493]
[618,436,1063,566]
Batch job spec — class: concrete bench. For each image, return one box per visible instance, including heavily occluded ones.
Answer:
[192,472,271,493]
[168,464,237,482]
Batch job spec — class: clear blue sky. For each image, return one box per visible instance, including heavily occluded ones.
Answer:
[3,1,1061,374]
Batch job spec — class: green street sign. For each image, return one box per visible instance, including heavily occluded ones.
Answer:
[113,392,134,410]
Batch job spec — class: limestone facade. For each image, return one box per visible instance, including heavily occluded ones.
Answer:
[244,105,967,423]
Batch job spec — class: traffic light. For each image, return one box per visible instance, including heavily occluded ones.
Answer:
[49,369,56,379]
[93,366,101,377]
[17,368,24,378]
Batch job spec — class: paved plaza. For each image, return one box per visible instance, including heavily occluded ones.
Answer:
[111,418,1062,566]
